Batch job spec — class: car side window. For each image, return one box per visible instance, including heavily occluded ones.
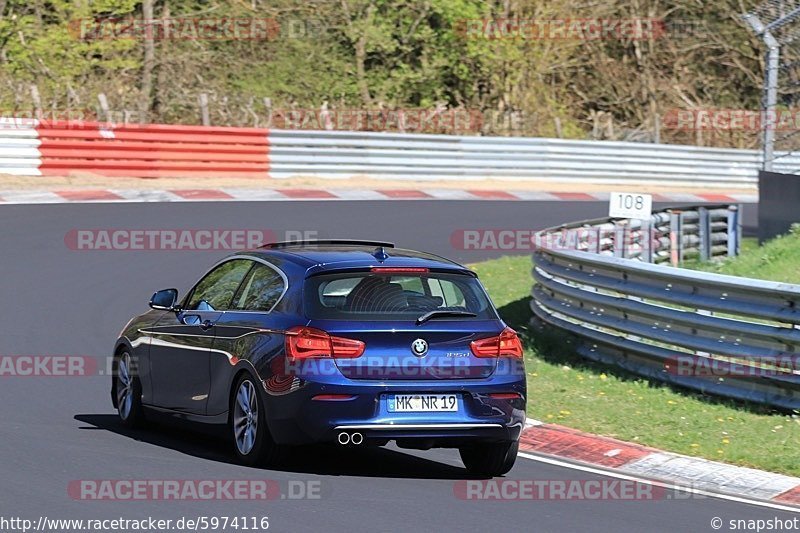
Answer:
[232,263,286,312]
[186,259,253,311]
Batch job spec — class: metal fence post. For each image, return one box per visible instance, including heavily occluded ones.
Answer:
[763,43,780,171]
[743,12,789,172]
[614,223,626,258]
[594,226,602,254]
[641,217,653,263]
[669,211,683,266]
[698,207,710,261]
[727,204,741,257]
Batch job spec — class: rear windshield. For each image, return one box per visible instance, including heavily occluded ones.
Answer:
[304,271,497,320]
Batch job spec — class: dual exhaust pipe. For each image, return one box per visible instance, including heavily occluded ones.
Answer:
[337,431,364,445]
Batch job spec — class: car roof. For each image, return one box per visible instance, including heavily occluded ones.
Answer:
[233,243,473,277]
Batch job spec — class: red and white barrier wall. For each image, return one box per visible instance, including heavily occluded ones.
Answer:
[0,117,784,188]
[0,118,270,178]
[0,118,43,175]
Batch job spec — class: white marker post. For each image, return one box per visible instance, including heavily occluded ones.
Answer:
[608,192,653,261]
[608,192,653,220]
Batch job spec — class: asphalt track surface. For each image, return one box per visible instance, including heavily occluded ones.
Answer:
[2,200,791,533]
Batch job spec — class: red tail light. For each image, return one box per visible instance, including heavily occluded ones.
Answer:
[470,327,524,358]
[330,335,366,358]
[312,394,357,401]
[488,392,522,400]
[285,326,365,360]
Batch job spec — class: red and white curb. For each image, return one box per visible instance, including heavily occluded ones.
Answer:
[0,188,758,205]
[520,418,800,507]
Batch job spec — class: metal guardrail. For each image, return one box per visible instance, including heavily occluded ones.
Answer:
[530,205,800,411]
[2,117,799,186]
[268,130,800,188]
[532,205,741,266]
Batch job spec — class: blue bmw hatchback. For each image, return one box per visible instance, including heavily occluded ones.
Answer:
[112,240,526,476]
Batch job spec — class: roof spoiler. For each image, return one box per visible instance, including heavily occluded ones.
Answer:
[261,239,396,249]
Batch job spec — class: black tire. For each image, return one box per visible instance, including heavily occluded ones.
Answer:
[230,373,283,467]
[115,351,145,428]
[459,440,519,477]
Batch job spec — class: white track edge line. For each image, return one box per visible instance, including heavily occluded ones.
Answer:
[516,451,800,513]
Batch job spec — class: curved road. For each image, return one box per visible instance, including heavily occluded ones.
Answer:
[1,200,788,533]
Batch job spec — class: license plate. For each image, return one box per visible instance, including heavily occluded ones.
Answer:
[388,394,458,412]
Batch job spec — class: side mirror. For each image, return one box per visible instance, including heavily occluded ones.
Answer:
[149,288,180,311]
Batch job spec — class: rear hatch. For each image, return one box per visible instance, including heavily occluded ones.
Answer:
[304,268,502,380]
[312,319,502,380]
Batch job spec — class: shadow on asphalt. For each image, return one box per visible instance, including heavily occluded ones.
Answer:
[74,414,477,480]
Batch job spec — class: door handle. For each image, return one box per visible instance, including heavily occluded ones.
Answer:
[199,319,215,331]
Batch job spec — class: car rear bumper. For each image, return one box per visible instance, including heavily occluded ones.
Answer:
[332,422,521,447]
[264,375,526,446]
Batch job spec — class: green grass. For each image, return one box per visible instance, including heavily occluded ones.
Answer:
[470,254,800,476]
[687,227,800,283]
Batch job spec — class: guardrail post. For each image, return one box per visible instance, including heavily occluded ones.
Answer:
[698,207,710,261]
[727,205,741,257]
[669,211,683,266]
[614,222,626,258]
[641,217,652,263]
[594,226,602,254]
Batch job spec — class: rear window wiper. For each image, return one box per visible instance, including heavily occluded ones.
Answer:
[416,310,478,325]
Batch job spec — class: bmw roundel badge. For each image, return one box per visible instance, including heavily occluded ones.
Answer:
[411,338,429,357]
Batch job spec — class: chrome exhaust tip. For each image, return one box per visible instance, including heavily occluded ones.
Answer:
[350,432,364,445]
[337,432,351,445]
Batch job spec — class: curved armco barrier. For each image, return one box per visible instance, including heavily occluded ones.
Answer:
[2,116,800,186]
[532,205,741,266]
[531,205,800,411]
